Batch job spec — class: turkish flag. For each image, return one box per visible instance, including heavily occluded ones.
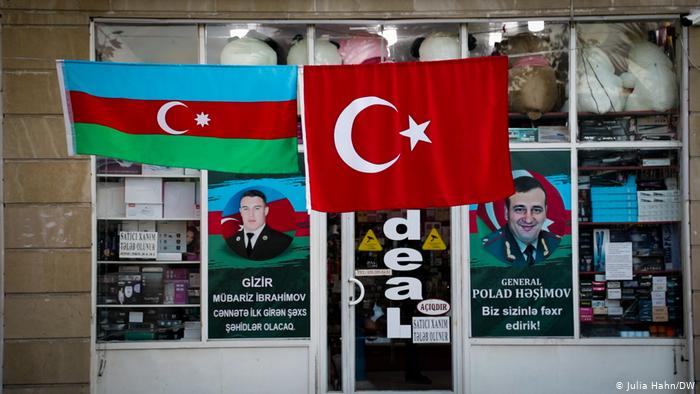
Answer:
[303,57,513,212]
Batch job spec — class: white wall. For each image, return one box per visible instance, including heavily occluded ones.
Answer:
[470,344,690,394]
[96,346,309,394]
[96,343,691,393]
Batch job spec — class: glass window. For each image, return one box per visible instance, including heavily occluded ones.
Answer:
[385,23,461,62]
[96,171,202,342]
[205,23,306,145]
[94,23,202,342]
[354,209,453,390]
[470,21,571,143]
[576,21,680,141]
[314,22,460,65]
[575,19,683,338]
[578,148,683,337]
[89,18,688,346]
[205,23,307,65]
[95,24,198,63]
[314,23,387,65]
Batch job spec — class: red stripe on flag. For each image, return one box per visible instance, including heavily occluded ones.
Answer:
[208,211,224,235]
[69,91,297,139]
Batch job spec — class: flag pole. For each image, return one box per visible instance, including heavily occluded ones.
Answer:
[299,65,312,214]
[56,60,77,156]
[301,26,317,214]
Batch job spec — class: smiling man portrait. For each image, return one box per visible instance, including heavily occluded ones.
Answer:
[482,176,561,266]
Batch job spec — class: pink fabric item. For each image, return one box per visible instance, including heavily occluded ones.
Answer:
[512,55,550,68]
[338,35,388,65]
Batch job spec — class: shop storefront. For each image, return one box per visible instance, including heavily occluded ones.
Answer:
[16,12,696,394]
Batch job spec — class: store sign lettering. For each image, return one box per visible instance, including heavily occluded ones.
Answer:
[382,210,424,338]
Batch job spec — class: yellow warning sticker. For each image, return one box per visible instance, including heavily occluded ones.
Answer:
[358,229,383,251]
[422,228,447,250]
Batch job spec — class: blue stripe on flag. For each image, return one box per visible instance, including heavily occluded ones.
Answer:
[59,60,297,102]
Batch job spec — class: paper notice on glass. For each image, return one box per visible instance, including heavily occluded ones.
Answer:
[651,291,666,306]
[652,276,667,292]
[607,306,624,316]
[652,306,669,322]
[412,317,450,343]
[129,311,144,323]
[607,288,622,299]
[605,242,633,280]
[119,231,157,259]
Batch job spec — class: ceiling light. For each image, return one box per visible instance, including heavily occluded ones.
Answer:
[229,28,249,38]
[380,27,398,47]
[528,21,545,32]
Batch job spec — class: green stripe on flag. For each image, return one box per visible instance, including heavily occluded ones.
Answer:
[74,123,299,174]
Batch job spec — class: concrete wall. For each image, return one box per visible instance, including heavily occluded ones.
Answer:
[2,0,699,392]
[97,347,309,394]
[2,3,92,393]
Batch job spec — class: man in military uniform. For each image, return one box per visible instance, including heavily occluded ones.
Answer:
[482,176,560,266]
[226,189,293,261]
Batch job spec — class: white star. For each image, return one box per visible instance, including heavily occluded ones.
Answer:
[399,115,431,151]
[195,112,211,127]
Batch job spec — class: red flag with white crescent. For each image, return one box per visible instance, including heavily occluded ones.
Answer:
[303,57,513,212]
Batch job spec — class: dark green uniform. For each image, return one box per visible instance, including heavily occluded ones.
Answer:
[482,225,561,267]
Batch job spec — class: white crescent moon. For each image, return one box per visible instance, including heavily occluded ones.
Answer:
[220,217,242,233]
[157,101,189,135]
[334,96,400,173]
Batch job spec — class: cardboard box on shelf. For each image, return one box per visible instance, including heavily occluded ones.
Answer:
[163,182,196,218]
[641,158,672,166]
[97,181,126,217]
[591,208,638,223]
[157,221,187,254]
[126,203,163,219]
[183,321,202,339]
[508,127,537,142]
[580,307,593,322]
[590,175,637,197]
[662,225,681,270]
[189,273,200,288]
[637,191,681,221]
[537,125,569,142]
[591,200,638,209]
[165,267,189,280]
[164,279,189,304]
[142,267,164,304]
[98,273,120,304]
[157,252,182,261]
[117,273,142,304]
[121,221,157,232]
[125,178,163,204]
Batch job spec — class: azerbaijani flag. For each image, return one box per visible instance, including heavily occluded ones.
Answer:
[56,60,299,173]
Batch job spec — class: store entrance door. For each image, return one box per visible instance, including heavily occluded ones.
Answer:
[337,209,457,392]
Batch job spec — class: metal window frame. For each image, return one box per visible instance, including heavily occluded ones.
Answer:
[87,14,694,394]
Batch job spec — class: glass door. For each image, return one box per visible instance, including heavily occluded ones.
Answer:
[340,208,455,392]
